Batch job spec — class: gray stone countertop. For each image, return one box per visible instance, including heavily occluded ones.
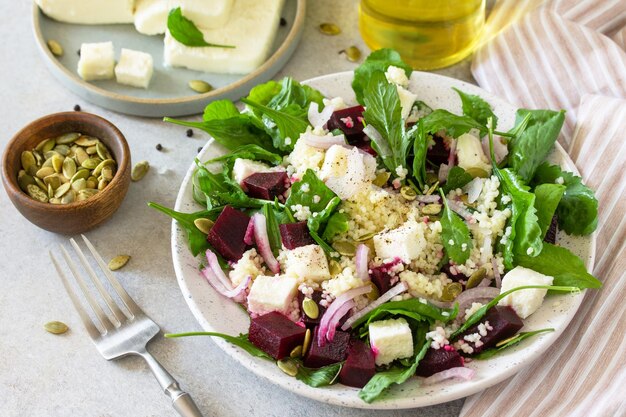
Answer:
[0,1,474,416]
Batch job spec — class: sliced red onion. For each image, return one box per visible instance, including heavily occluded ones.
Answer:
[453,286,500,322]
[205,249,233,290]
[318,285,372,346]
[307,102,335,129]
[355,244,370,282]
[492,257,502,288]
[420,367,475,385]
[243,217,255,245]
[447,139,457,169]
[201,267,250,303]
[447,199,475,223]
[252,213,280,274]
[478,278,492,287]
[464,177,483,204]
[363,125,391,157]
[438,163,450,183]
[325,299,355,342]
[341,282,409,331]
[302,130,349,149]
[416,195,440,204]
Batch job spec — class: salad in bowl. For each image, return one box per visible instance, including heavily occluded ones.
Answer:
[151,49,600,404]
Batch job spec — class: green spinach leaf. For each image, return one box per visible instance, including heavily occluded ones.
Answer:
[473,328,555,359]
[533,183,566,238]
[453,88,498,129]
[420,109,486,138]
[439,190,473,264]
[164,331,271,359]
[262,204,282,257]
[352,48,412,105]
[167,8,234,48]
[349,298,458,329]
[442,166,473,193]
[205,144,282,166]
[285,169,337,213]
[321,212,349,241]
[295,361,343,387]
[202,100,240,121]
[411,121,429,189]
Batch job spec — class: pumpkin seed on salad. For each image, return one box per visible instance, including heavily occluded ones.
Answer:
[154,49,600,403]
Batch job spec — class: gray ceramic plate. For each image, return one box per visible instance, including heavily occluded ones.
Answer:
[32,0,305,117]
[171,71,595,408]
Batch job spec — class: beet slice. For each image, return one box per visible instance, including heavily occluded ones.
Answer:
[206,205,250,262]
[456,306,524,355]
[304,326,350,368]
[427,134,450,166]
[326,105,365,143]
[544,214,558,244]
[242,171,288,201]
[415,347,465,377]
[248,312,306,360]
[279,221,315,249]
[297,290,327,328]
[370,267,392,294]
[338,339,376,388]
[441,263,468,282]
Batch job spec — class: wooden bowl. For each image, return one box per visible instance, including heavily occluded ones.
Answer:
[2,112,131,234]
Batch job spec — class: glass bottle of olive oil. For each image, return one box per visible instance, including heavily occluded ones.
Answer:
[359,0,485,70]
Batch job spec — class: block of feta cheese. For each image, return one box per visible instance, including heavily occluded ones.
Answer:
[164,0,285,74]
[456,133,492,176]
[36,0,134,24]
[247,275,298,315]
[284,245,331,283]
[369,318,414,366]
[396,86,418,120]
[232,158,273,188]
[498,266,554,319]
[77,42,115,81]
[373,220,426,263]
[134,0,234,36]
[114,48,154,88]
[319,145,377,200]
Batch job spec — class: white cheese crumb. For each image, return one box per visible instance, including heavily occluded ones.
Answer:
[555,176,564,185]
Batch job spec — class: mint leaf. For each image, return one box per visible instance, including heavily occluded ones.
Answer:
[295,361,342,387]
[473,328,555,359]
[532,163,598,236]
[164,331,271,359]
[285,169,337,214]
[440,190,473,264]
[453,88,498,129]
[352,48,412,105]
[507,109,565,182]
[167,8,234,48]
[533,183,566,239]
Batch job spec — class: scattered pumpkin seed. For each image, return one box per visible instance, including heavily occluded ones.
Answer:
[319,22,340,35]
[332,241,356,257]
[54,182,71,198]
[47,183,54,199]
[341,46,362,62]
[21,151,37,175]
[302,298,319,319]
[277,358,298,377]
[188,80,213,93]
[36,166,55,179]
[465,167,489,179]
[400,185,417,201]
[97,179,108,190]
[74,136,99,147]
[108,255,131,271]
[85,179,97,189]
[85,145,98,155]
[49,197,62,204]
[425,181,439,195]
[329,259,342,276]
[466,267,487,289]
[366,281,380,301]
[54,144,70,156]
[302,328,312,355]
[70,169,90,183]
[56,132,80,145]
[62,157,77,179]
[131,160,150,181]
[81,158,100,170]
[77,188,98,200]
[61,190,75,204]
[26,184,48,203]
[33,177,47,191]
[441,282,463,302]
[44,321,68,334]
[17,171,36,192]
[422,203,441,215]
[101,166,114,181]
[43,174,62,190]
[193,218,214,234]
[93,159,115,176]
[290,345,303,358]
[71,178,87,192]
[96,142,110,160]
[47,39,64,57]
[51,154,64,173]
[74,147,89,165]
[36,138,56,153]
[373,171,391,187]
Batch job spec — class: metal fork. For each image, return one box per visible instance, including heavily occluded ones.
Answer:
[50,235,204,417]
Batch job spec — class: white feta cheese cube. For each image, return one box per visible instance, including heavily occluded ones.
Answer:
[374,220,426,263]
[456,133,492,176]
[36,0,134,24]
[397,86,417,120]
[319,145,376,200]
[498,266,554,319]
[134,0,234,36]
[164,0,285,74]
[77,42,115,81]
[247,275,298,315]
[284,245,330,283]
[385,65,410,88]
[369,318,414,366]
[114,49,154,89]
[232,158,271,187]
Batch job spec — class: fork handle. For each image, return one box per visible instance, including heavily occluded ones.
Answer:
[138,349,204,417]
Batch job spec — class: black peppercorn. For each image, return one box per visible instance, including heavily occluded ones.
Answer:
[186,129,193,137]
[280,17,287,26]
[156,144,163,151]
[73,104,81,111]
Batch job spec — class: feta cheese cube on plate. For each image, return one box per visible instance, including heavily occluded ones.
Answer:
[114,48,154,89]
[247,275,298,315]
[36,0,134,24]
[498,266,554,319]
[232,158,272,187]
[319,145,376,200]
[374,220,426,263]
[397,86,417,120]
[77,42,115,81]
[369,318,414,366]
[284,245,330,283]
[456,133,492,176]
[134,0,234,36]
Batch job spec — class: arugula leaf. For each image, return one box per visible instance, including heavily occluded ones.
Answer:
[533,183,566,239]
[439,190,473,264]
[192,162,228,205]
[411,122,429,189]
[266,77,325,112]
[262,204,282,257]
[321,212,349,241]
[507,109,565,182]
[246,80,282,112]
[532,163,598,236]
[420,109,486,138]
[358,338,429,403]
[442,166,473,193]
[453,88,498,129]
[515,243,602,289]
[285,169,337,213]
[203,100,240,121]
[349,298,458,329]
[167,8,234,48]
[352,48,412,105]
[164,331,271,359]
[147,202,220,256]
[205,144,282,166]
[362,71,410,175]
[295,361,342,387]
[473,328,555,360]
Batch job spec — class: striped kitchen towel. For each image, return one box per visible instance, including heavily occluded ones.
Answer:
[462,2,626,417]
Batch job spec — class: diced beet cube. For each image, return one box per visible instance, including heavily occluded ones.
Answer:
[415,347,465,377]
[456,306,524,355]
[207,205,250,262]
[279,221,315,249]
[370,267,392,294]
[327,105,365,142]
[304,327,350,368]
[297,290,327,328]
[427,134,450,166]
[242,171,288,201]
[248,312,306,360]
[338,339,376,388]
[441,263,468,282]
[544,214,558,244]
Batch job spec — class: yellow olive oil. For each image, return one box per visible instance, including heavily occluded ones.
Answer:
[359,0,485,70]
